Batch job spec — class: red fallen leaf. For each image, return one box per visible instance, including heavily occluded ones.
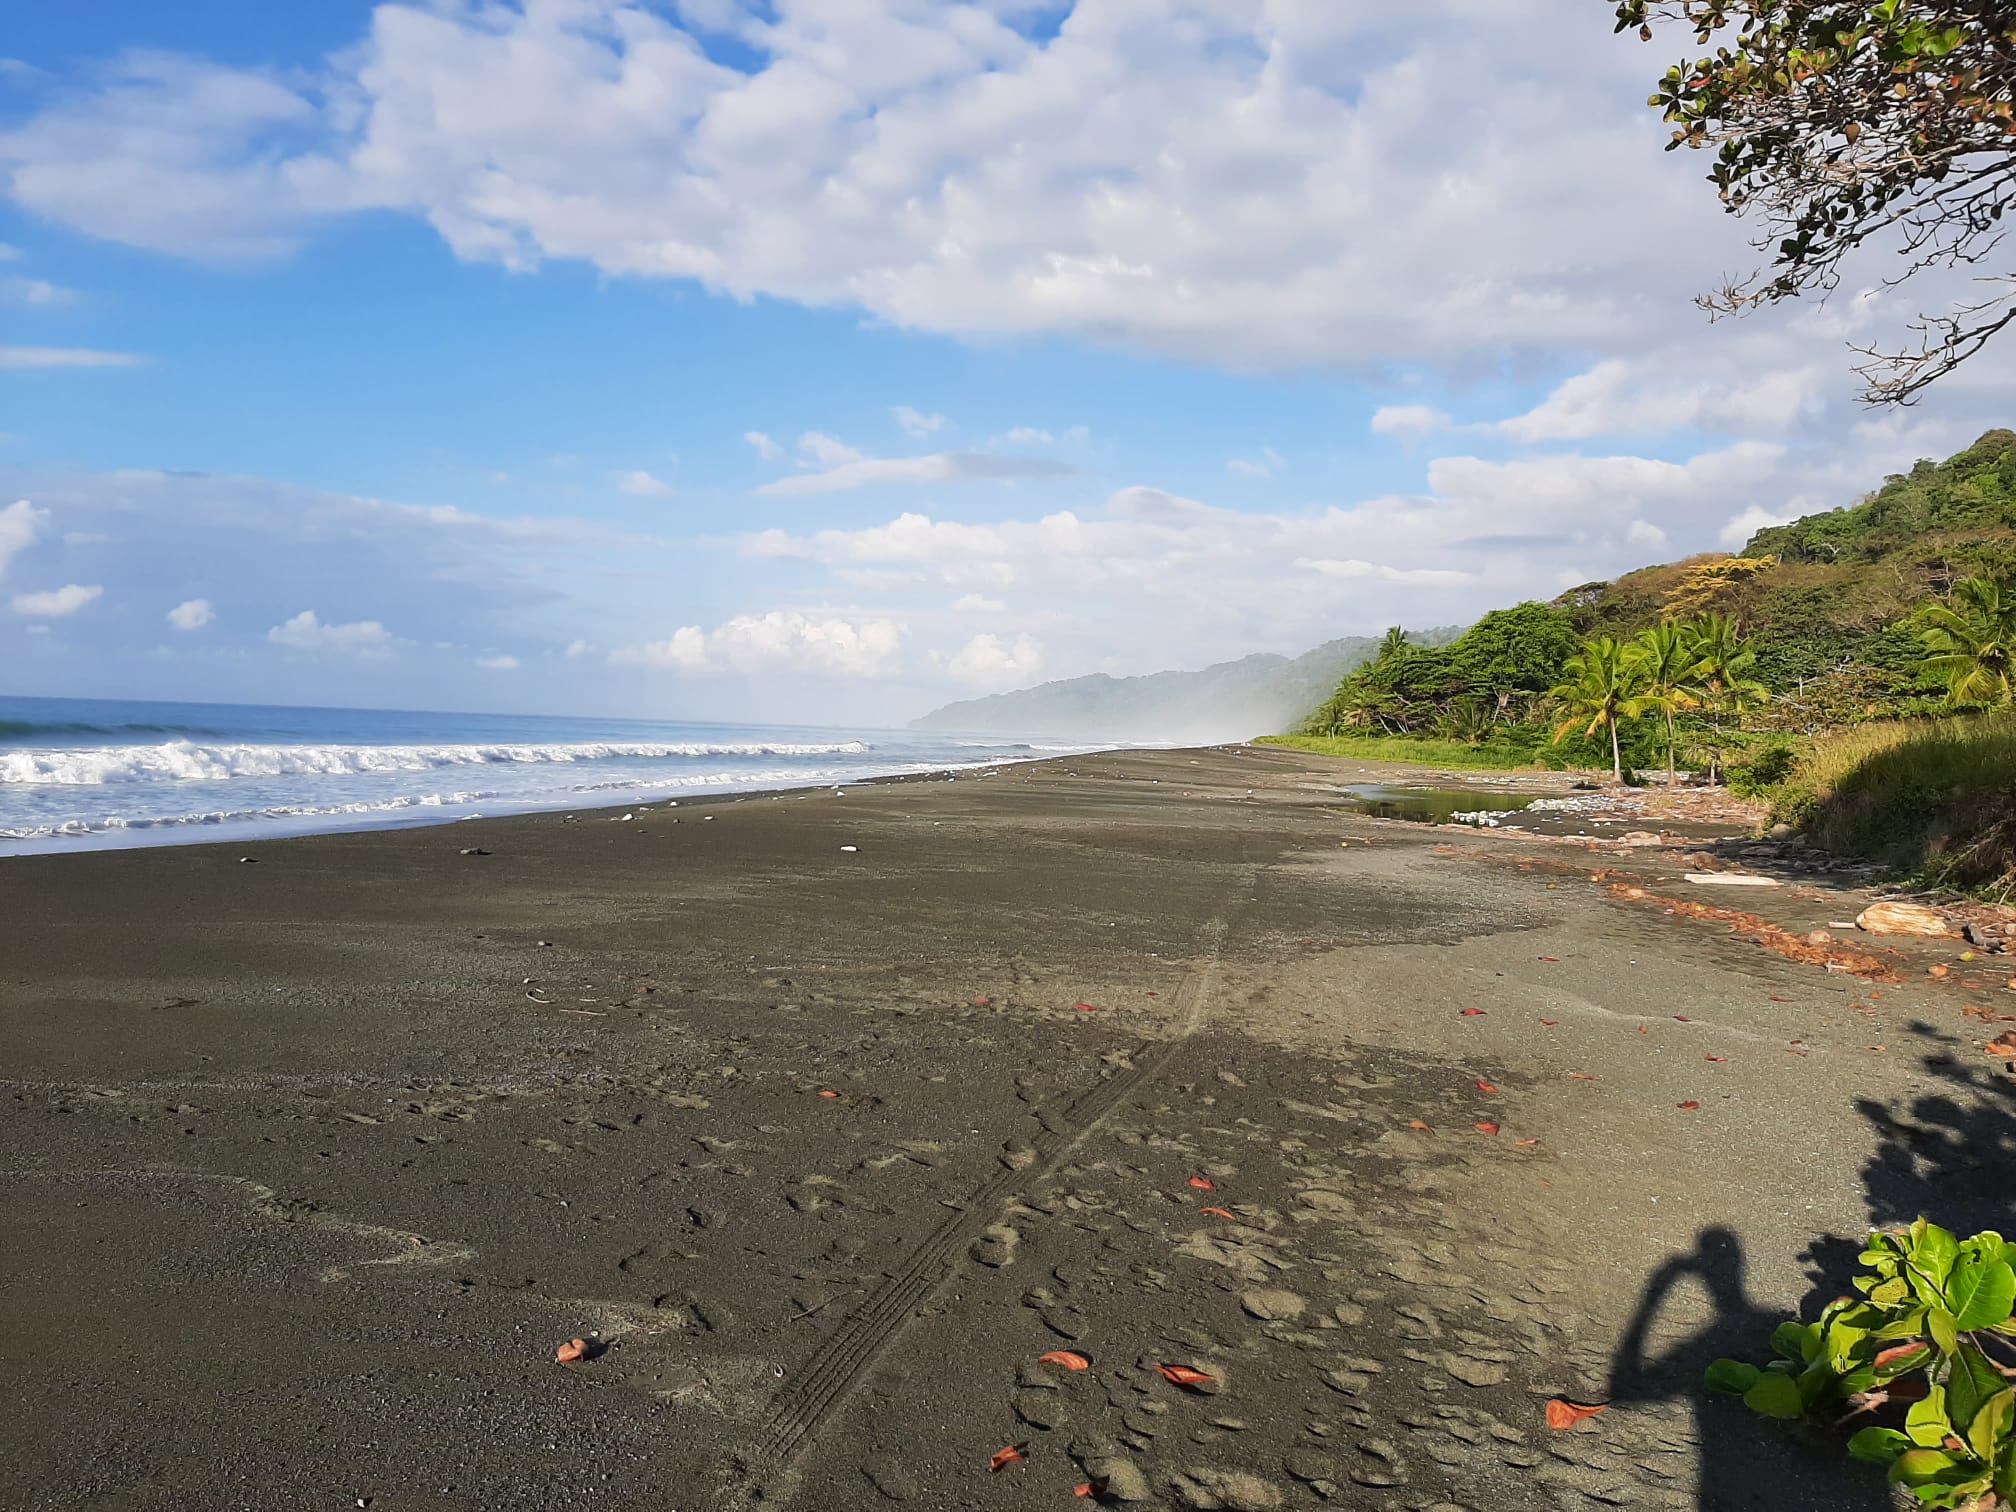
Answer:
[1770,996,1793,1003]
[1474,1080,1500,1094]
[1460,1008,1486,1016]
[1188,1175,1215,1190]
[1539,956,1560,962]
[989,1446,1025,1472]
[1674,1015,1693,1022]
[1515,1138,1539,1147]
[1538,1018,1558,1026]
[1157,1364,1214,1388]
[555,1337,588,1363]
[1475,1121,1501,1136]
[1074,1002,1099,1013]
[1075,1485,1096,1499]
[1705,1055,1726,1063]
[1406,1120,1433,1131]
[1546,1399,1608,1430]
[1199,1206,1236,1219]
[973,996,990,1006]
[1037,1350,1090,1371]
[1568,1072,1598,1081]
[818,1089,840,1098]
[1146,991,1159,997]
[1986,1032,2016,1058]
[1678,1101,1700,1111]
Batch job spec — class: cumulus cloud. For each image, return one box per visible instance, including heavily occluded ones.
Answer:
[12,582,101,617]
[611,611,905,679]
[953,593,1006,613]
[166,596,214,630]
[475,652,520,670]
[1001,427,1054,446]
[616,469,674,497]
[0,498,48,578]
[1496,355,1827,443]
[1626,520,1668,551]
[893,406,946,438]
[1719,506,1796,549]
[946,631,1044,690]
[267,609,397,655]
[744,430,784,462]
[0,4,1762,372]
[1370,405,1452,441]
[0,346,145,369]
[0,273,75,307]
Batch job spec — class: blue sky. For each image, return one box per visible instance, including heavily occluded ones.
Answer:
[1,2,2005,724]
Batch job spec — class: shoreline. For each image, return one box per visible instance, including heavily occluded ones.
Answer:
[3,743,2001,1510]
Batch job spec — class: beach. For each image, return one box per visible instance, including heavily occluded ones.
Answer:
[3,743,2006,1511]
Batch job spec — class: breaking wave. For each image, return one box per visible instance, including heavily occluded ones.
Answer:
[0,739,873,787]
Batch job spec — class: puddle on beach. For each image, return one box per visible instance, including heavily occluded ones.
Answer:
[1338,783,1540,826]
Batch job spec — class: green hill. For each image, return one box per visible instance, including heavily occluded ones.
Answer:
[1297,429,2016,744]
[910,629,1462,741]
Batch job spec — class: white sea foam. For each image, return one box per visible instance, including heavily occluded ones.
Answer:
[0,738,872,786]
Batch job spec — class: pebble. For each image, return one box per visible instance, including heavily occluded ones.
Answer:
[1240,1288,1306,1322]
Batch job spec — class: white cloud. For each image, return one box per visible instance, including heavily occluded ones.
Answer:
[1002,427,1054,446]
[0,346,145,369]
[267,609,397,656]
[893,406,946,438]
[0,273,75,307]
[166,597,214,630]
[953,593,1006,613]
[1227,447,1285,480]
[1370,405,1452,441]
[1719,506,1796,549]
[12,582,101,617]
[476,652,520,670]
[616,469,674,497]
[0,498,48,578]
[759,450,1074,498]
[797,432,864,467]
[743,430,784,462]
[946,631,1044,690]
[0,5,1761,371]
[1295,558,1469,585]
[1497,356,1827,443]
[1625,520,1668,551]
[564,638,597,658]
[611,611,905,679]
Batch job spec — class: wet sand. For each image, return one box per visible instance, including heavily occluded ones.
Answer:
[4,744,2007,1511]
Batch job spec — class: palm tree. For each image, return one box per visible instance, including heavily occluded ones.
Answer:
[1919,576,2016,705]
[1375,625,1411,666]
[1549,636,1649,783]
[1630,622,1699,787]
[1685,612,1769,783]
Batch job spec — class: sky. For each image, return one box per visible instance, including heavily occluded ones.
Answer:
[2,0,2011,727]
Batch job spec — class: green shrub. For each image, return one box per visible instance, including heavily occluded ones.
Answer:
[1727,742,1799,797]
[1707,1220,2016,1508]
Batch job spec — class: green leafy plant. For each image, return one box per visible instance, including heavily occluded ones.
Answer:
[1706,1220,2016,1507]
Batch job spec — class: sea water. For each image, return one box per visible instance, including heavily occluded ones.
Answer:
[0,695,1105,857]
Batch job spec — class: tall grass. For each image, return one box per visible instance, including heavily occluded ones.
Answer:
[1772,713,2016,894]
[1255,733,1576,772]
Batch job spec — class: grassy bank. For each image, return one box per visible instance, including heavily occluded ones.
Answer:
[1255,733,1567,772]
[1770,714,2016,894]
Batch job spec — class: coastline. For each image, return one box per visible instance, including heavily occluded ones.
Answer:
[2,743,2000,1510]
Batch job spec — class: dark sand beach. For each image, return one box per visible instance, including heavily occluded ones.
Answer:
[5,744,2010,1510]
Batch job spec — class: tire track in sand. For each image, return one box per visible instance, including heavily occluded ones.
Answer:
[720,894,1248,1508]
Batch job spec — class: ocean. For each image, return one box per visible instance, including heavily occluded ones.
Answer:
[0,695,1107,857]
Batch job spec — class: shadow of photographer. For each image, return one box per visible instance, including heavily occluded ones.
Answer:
[1607,1021,2016,1508]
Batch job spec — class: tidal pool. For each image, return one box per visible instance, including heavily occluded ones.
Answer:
[1337,783,1540,825]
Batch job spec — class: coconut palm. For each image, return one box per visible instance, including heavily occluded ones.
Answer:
[1684,612,1770,782]
[1375,625,1411,666]
[1549,636,1650,784]
[1919,576,2016,706]
[1629,621,1700,787]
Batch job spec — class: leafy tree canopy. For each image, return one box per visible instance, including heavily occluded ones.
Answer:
[1616,1,2016,402]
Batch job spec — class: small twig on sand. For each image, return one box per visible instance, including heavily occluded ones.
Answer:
[788,1287,861,1323]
